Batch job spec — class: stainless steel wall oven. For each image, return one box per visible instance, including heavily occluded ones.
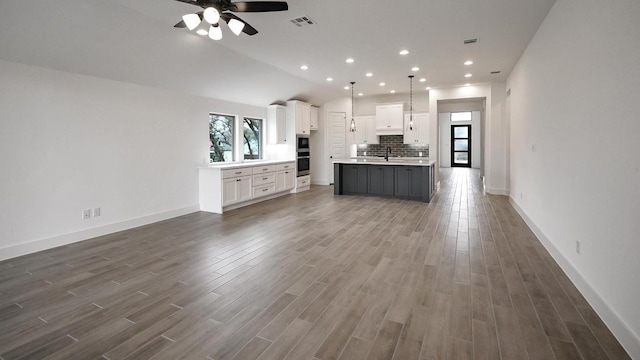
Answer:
[297,136,310,177]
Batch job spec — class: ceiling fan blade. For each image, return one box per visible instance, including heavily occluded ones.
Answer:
[174,0,201,6]
[221,13,258,35]
[229,1,288,12]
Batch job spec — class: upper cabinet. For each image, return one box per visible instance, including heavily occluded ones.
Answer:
[310,106,319,131]
[376,103,405,135]
[352,116,379,145]
[267,105,287,144]
[403,113,430,145]
[288,100,311,135]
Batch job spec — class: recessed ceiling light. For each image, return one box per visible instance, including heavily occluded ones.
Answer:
[426,87,431,90]
[358,93,364,96]
[344,86,349,90]
[399,50,409,55]
[379,82,386,86]
[419,78,426,82]
[326,77,333,81]
[196,29,208,36]
[346,58,355,63]
[464,73,473,78]
[464,60,474,66]
[465,83,471,86]
[390,90,396,93]
[365,73,373,77]
[300,65,309,70]
[411,67,420,72]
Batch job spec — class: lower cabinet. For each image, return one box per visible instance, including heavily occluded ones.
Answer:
[222,175,252,206]
[394,166,425,198]
[275,170,295,192]
[368,166,395,196]
[342,165,368,194]
[200,161,296,214]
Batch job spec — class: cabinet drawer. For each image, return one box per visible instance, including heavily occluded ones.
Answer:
[252,164,276,175]
[253,173,275,186]
[253,184,276,198]
[296,175,310,188]
[222,167,252,179]
[276,162,295,171]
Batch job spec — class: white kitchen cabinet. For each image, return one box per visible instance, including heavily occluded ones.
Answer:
[275,169,295,192]
[310,106,319,130]
[267,105,288,144]
[287,100,311,135]
[403,113,430,145]
[199,160,297,214]
[352,116,379,144]
[376,103,405,135]
[222,175,252,206]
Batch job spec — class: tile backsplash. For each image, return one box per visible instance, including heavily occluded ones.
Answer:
[356,135,429,158]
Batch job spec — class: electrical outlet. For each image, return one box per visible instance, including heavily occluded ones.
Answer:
[576,241,581,255]
[82,209,91,220]
[93,207,101,217]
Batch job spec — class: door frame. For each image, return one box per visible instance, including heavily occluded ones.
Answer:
[451,124,472,168]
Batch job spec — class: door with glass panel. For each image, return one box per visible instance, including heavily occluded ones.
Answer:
[451,125,471,167]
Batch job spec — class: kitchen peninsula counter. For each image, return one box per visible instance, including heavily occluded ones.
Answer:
[333,158,435,202]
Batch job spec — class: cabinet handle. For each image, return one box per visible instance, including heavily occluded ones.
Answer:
[263,168,268,171]
[262,188,268,192]
[236,179,241,182]
[262,177,268,180]
[387,125,391,128]
[285,171,289,174]
[235,171,242,174]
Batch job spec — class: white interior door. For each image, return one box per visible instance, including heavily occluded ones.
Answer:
[328,112,346,184]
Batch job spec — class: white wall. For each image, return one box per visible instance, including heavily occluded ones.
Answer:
[0,60,265,260]
[429,84,508,194]
[507,0,640,356]
[353,92,430,116]
[439,111,481,169]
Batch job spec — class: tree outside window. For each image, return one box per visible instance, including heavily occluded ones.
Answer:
[243,117,263,160]
[209,113,234,162]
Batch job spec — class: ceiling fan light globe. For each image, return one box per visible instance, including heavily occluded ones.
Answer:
[209,25,222,40]
[203,7,220,24]
[228,19,245,36]
[182,13,201,30]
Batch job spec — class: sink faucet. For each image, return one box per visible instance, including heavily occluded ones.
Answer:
[385,147,392,161]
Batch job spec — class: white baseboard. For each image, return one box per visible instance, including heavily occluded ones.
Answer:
[0,205,200,261]
[485,187,510,195]
[509,197,640,359]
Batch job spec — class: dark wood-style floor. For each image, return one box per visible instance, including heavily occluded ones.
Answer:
[0,168,630,360]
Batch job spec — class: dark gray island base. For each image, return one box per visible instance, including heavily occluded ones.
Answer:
[334,160,435,202]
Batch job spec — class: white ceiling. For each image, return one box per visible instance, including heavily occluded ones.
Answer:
[0,0,555,107]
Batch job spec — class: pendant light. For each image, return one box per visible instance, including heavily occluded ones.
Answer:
[408,75,414,131]
[350,81,356,132]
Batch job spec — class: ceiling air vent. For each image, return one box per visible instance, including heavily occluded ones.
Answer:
[290,16,316,27]
[490,71,501,74]
[463,38,478,45]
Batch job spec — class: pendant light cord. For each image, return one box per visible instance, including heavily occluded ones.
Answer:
[350,81,356,132]
[408,75,414,131]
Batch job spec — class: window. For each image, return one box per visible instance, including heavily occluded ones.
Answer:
[451,111,472,122]
[209,113,235,162]
[243,117,263,160]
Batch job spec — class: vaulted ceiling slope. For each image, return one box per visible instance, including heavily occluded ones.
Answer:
[0,0,555,107]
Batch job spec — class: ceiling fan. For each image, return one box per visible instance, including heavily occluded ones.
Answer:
[173,0,288,39]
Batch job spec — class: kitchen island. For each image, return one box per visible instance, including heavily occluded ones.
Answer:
[334,158,436,202]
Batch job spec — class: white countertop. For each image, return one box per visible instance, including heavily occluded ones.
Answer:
[199,159,295,170]
[334,157,436,166]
